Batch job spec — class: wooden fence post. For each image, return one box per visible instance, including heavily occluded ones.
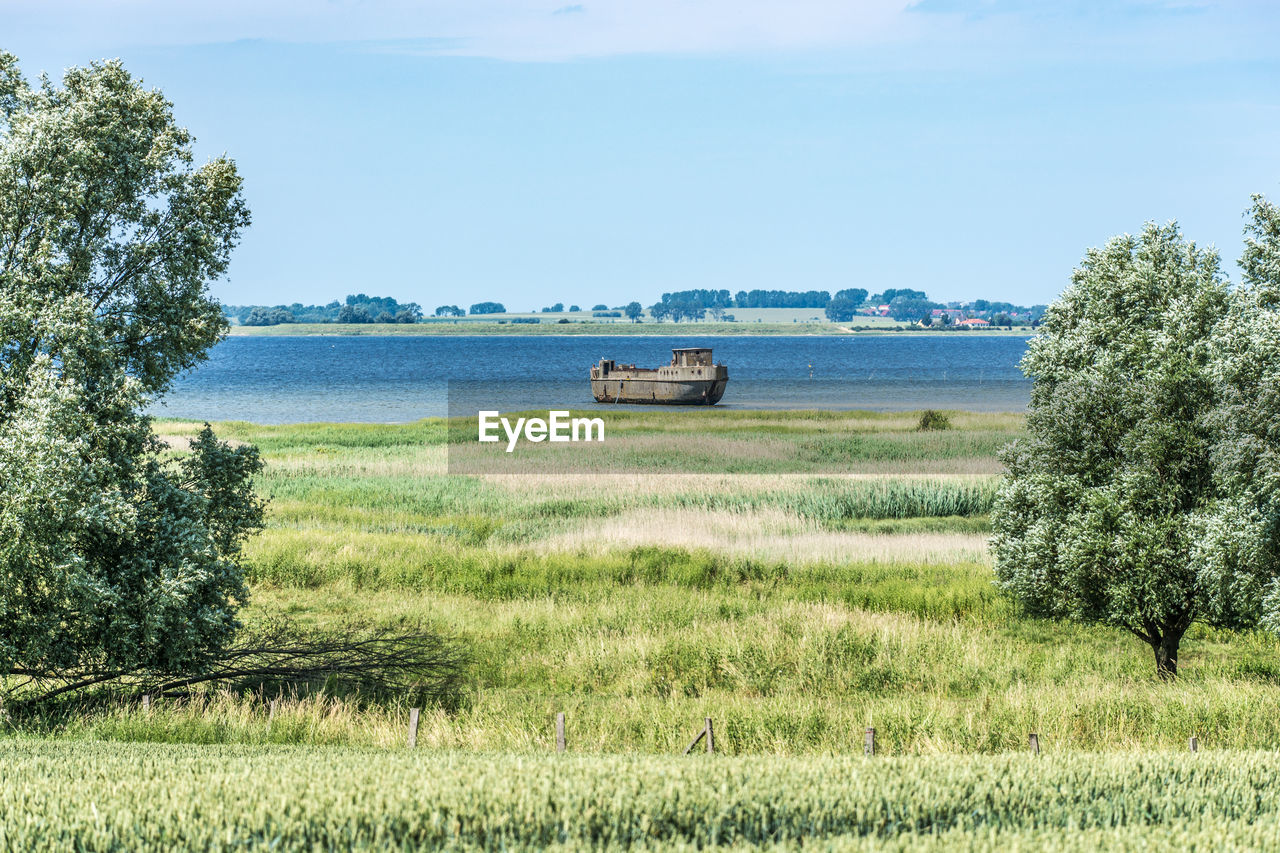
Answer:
[141,693,151,713]
[1190,735,1199,753]
[684,719,715,755]
[269,699,279,721]
[407,707,420,749]
[556,712,566,752]
[1028,733,1040,754]
[864,727,876,756]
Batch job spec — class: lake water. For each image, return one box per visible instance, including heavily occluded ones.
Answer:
[151,334,1033,424]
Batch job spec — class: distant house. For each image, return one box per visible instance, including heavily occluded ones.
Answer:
[931,308,966,320]
[957,318,990,327]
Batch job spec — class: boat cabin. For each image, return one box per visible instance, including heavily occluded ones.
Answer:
[671,348,714,367]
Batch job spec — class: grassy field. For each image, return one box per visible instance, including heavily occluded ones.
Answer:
[10,407,1280,847]
[14,410,1266,755]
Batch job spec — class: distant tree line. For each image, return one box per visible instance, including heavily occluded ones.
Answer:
[229,290,1048,326]
[228,294,423,326]
[640,286,1045,324]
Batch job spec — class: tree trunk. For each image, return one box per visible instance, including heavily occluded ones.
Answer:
[1147,620,1189,681]
[1153,635,1179,680]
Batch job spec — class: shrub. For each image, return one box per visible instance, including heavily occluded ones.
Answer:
[917,410,952,431]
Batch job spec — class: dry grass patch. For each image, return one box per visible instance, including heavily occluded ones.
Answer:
[535,507,990,565]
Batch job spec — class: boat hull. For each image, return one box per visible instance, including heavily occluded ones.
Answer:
[591,377,727,405]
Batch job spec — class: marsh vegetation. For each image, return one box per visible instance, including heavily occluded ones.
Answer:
[21,410,1277,755]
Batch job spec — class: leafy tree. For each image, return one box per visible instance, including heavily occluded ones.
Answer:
[592,303,609,311]
[243,307,294,326]
[871,288,927,305]
[337,304,373,323]
[434,305,464,318]
[569,305,581,312]
[0,52,265,687]
[992,222,1229,679]
[1194,195,1280,637]
[834,288,868,306]
[825,296,860,322]
[887,296,938,322]
[991,313,1013,327]
[624,302,643,322]
[469,301,505,315]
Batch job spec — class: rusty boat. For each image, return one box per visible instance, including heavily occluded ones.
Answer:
[590,347,728,405]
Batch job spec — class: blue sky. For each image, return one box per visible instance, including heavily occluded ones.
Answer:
[4,1,1279,309]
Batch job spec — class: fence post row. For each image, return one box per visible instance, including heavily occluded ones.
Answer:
[407,707,420,749]
[556,712,566,753]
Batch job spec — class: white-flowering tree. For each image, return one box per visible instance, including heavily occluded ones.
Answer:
[992,222,1229,679]
[0,52,263,692]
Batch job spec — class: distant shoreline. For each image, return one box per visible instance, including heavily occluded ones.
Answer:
[225,322,1034,337]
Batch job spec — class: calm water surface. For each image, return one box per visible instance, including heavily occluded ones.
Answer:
[152,335,1032,424]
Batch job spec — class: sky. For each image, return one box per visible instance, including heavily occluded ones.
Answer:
[3,1,1279,310]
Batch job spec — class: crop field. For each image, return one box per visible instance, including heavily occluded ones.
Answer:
[11,409,1280,848]
[8,741,1280,850]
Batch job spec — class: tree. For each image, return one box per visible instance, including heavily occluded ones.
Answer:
[834,288,868,306]
[887,296,938,322]
[243,307,294,326]
[991,222,1230,679]
[337,304,373,323]
[0,52,265,688]
[592,304,608,311]
[624,301,643,323]
[469,301,505,315]
[825,296,860,322]
[434,305,464,318]
[872,288,927,305]
[1193,195,1280,637]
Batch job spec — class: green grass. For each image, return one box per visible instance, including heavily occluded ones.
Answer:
[91,412,1280,757]
[15,409,1280,847]
[6,742,1280,850]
